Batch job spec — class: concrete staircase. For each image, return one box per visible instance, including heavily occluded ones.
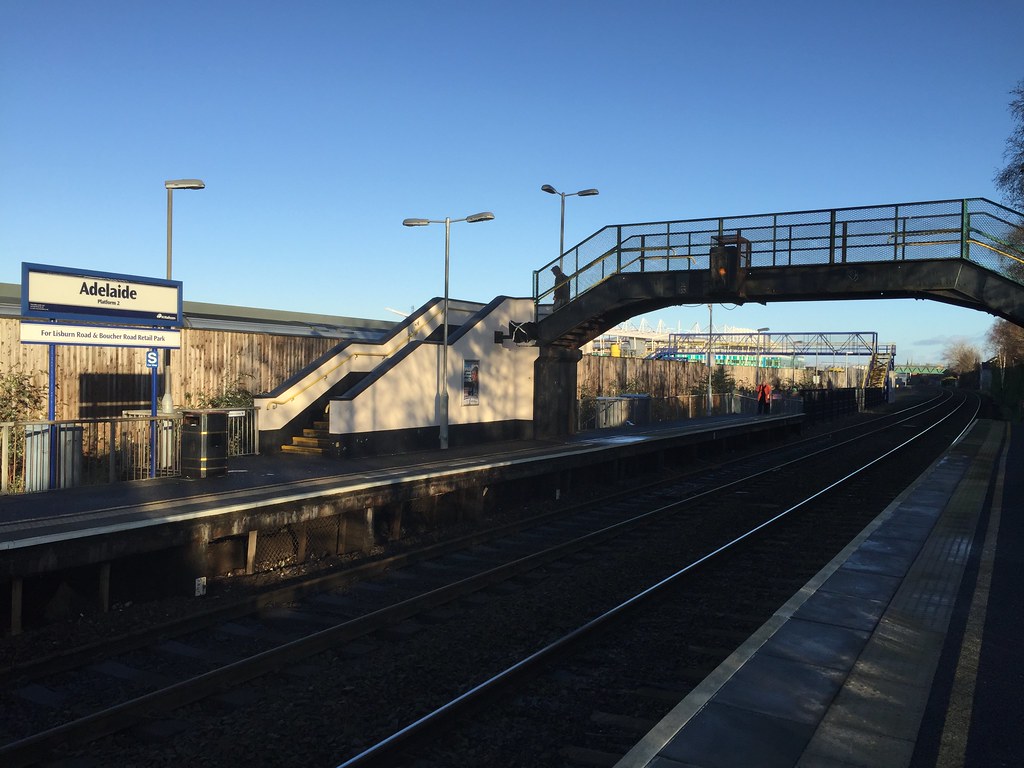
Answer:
[280,420,332,456]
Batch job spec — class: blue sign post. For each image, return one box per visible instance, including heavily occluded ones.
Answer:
[147,348,159,478]
[48,342,56,489]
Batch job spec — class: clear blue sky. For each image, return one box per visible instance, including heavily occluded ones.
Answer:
[2,0,1021,364]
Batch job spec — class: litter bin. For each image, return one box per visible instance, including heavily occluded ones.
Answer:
[181,411,228,479]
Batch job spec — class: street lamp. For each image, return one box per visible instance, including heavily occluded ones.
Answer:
[162,178,205,413]
[402,211,495,449]
[707,304,714,415]
[540,184,598,262]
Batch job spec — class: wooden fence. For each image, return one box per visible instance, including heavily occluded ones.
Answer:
[3,315,859,421]
[577,355,865,398]
[1,318,338,420]
[578,355,752,398]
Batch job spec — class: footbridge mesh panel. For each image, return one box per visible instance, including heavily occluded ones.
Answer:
[533,198,1024,306]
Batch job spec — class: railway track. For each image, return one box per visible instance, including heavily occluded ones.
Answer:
[0,391,976,767]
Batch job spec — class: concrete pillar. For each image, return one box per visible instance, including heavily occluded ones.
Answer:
[337,510,375,555]
[534,345,583,439]
[246,530,259,575]
[360,507,376,548]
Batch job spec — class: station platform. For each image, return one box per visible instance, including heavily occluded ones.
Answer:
[0,412,798,551]
[615,418,1022,768]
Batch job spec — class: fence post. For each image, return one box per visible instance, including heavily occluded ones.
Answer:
[616,226,623,273]
[829,209,837,264]
[108,421,117,484]
[1,425,8,494]
[960,199,969,260]
[893,205,901,261]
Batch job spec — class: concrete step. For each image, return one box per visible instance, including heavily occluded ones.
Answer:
[291,435,331,448]
[281,444,330,456]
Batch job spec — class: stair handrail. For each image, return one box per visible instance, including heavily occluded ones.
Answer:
[263,351,388,409]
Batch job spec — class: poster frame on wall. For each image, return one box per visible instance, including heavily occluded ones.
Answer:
[463,359,480,406]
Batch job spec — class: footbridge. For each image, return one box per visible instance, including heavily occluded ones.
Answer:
[531,198,1024,435]
[253,198,1021,451]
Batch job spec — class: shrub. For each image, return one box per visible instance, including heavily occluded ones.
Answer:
[0,367,47,422]
[185,374,255,409]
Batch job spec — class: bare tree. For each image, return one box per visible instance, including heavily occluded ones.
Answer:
[995,80,1024,211]
[942,340,982,375]
[987,319,1024,366]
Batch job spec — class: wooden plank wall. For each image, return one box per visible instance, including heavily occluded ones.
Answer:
[4,314,823,421]
[578,355,708,398]
[1,318,338,420]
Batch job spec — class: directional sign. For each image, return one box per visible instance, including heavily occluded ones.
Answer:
[20,322,181,349]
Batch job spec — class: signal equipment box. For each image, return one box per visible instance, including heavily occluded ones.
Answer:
[709,233,751,295]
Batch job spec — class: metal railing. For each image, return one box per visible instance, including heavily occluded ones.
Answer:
[1,408,258,495]
[535,198,1024,306]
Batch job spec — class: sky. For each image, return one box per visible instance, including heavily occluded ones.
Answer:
[2,0,1022,365]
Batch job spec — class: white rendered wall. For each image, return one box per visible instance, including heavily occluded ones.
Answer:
[329,297,538,435]
[255,300,480,432]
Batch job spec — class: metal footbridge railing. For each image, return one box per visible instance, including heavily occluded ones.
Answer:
[533,197,1024,308]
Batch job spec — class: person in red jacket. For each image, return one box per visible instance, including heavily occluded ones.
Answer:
[757,381,772,414]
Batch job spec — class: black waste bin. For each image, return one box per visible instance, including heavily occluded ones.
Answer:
[181,411,228,479]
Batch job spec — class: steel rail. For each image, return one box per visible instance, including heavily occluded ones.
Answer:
[2,393,946,682]
[0,394,959,765]
[335,393,976,767]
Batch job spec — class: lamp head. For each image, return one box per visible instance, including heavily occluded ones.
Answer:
[165,179,205,190]
[541,184,557,195]
[465,211,495,223]
[403,218,430,227]
[577,188,599,197]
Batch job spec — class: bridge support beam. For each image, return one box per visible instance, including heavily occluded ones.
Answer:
[534,345,582,439]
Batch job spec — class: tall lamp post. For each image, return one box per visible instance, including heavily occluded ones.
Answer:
[756,327,770,389]
[162,179,205,413]
[402,211,495,449]
[540,184,598,262]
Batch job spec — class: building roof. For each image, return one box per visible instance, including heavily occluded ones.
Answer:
[0,283,396,341]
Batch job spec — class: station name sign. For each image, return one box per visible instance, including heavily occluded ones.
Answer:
[22,262,183,327]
